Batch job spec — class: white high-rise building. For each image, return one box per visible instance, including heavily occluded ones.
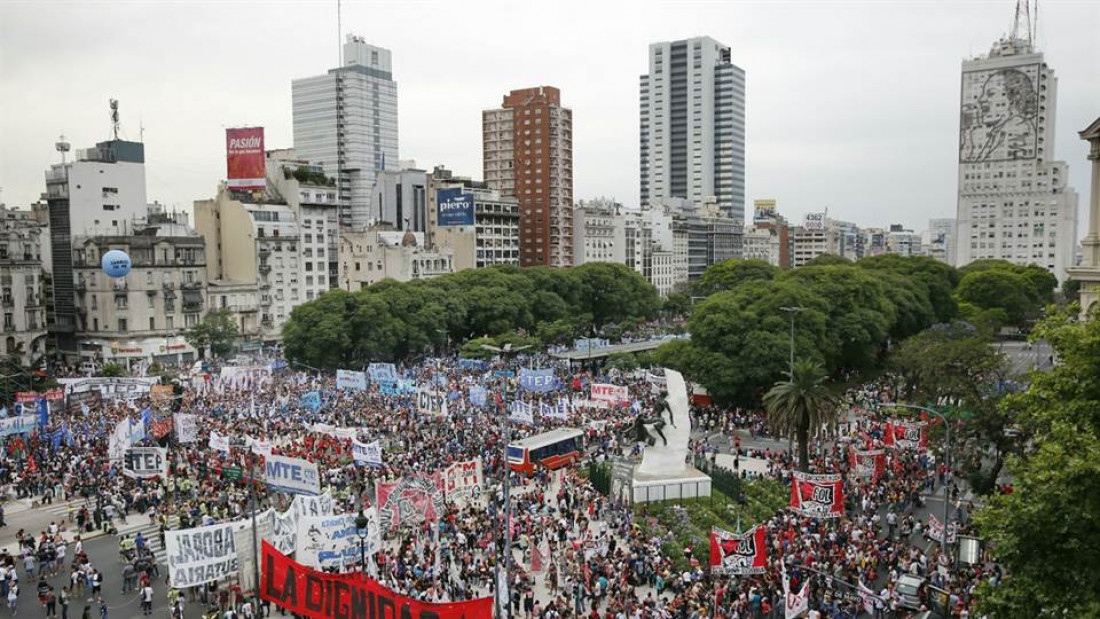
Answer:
[640,36,746,221]
[292,35,398,229]
[573,198,626,266]
[927,218,957,265]
[954,32,1078,282]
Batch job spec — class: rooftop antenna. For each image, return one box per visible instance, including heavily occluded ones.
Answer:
[337,0,343,66]
[1011,0,1036,46]
[109,99,120,140]
[55,134,71,165]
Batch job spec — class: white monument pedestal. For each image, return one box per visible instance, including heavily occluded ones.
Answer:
[631,464,712,503]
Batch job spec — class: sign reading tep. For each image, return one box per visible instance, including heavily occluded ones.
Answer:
[226,127,266,190]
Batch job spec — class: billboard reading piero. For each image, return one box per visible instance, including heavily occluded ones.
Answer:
[226,127,266,190]
[437,187,475,226]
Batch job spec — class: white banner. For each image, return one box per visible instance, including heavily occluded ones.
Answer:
[442,458,483,503]
[295,511,379,570]
[416,387,448,417]
[336,369,367,391]
[783,564,810,619]
[265,454,321,495]
[235,510,274,593]
[108,418,132,462]
[308,423,359,441]
[509,401,533,425]
[174,414,198,444]
[166,521,240,588]
[208,431,231,453]
[123,447,168,479]
[352,439,383,466]
[58,377,160,399]
[928,514,958,544]
[590,383,629,404]
[247,436,272,457]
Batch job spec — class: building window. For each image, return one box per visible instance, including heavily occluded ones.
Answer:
[185,313,198,328]
[118,318,128,332]
[149,317,155,330]
[115,295,128,310]
[148,296,155,309]
[166,316,173,330]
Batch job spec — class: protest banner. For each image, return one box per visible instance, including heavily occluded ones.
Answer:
[235,510,274,592]
[519,368,558,393]
[150,384,175,402]
[167,521,240,588]
[209,431,231,453]
[295,510,379,570]
[65,390,102,415]
[260,542,493,619]
[351,439,383,466]
[14,388,64,404]
[789,471,844,518]
[590,383,629,405]
[509,400,534,425]
[300,391,322,413]
[367,363,398,384]
[416,388,447,417]
[782,563,810,619]
[336,370,367,391]
[928,514,958,544]
[850,448,886,481]
[265,454,321,495]
[123,447,168,479]
[457,358,489,371]
[885,421,928,450]
[57,377,159,399]
[375,474,444,531]
[0,415,37,438]
[709,526,767,575]
[469,385,488,407]
[175,414,198,443]
[442,458,483,503]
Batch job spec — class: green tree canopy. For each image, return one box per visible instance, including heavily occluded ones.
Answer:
[185,309,240,359]
[974,311,1100,616]
[694,259,777,296]
[956,270,1033,326]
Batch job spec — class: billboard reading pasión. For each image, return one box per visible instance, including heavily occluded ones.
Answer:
[436,188,475,226]
[226,127,266,190]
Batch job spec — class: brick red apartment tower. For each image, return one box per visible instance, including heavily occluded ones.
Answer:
[483,86,573,267]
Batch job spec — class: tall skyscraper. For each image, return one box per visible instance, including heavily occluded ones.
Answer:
[640,37,746,221]
[293,35,398,229]
[483,86,574,267]
[954,15,1078,281]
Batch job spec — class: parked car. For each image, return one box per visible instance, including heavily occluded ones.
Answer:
[896,574,926,610]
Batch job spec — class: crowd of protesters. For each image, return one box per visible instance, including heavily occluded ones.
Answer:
[0,347,1000,618]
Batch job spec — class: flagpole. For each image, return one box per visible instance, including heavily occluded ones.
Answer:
[249,453,261,613]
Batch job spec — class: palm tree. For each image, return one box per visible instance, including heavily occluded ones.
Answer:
[764,358,839,471]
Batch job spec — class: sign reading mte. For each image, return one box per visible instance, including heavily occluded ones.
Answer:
[265,454,321,496]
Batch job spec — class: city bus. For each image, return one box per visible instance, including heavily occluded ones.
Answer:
[507,428,584,475]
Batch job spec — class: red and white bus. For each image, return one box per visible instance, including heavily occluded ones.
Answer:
[507,428,584,475]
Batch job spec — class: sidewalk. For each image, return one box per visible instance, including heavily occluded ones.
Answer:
[0,497,155,555]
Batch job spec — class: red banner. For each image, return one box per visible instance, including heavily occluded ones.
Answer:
[850,448,886,481]
[709,525,767,575]
[151,418,174,440]
[261,541,492,619]
[226,127,266,190]
[375,474,444,531]
[15,389,64,404]
[884,421,927,450]
[789,471,844,519]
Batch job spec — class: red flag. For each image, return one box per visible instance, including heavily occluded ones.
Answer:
[530,543,543,573]
[789,471,844,518]
[850,447,886,482]
[27,454,36,474]
[709,526,767,575]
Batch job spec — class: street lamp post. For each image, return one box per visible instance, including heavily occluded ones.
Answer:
[355,507,369,572]
[779,306,803,457]
[882,402,952,555]
[481,343,530,619]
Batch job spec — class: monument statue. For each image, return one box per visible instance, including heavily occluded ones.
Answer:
[635,368,692,477]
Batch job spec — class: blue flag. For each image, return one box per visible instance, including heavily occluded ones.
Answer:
[300,391,322,413]
[140,407,152,428]
[35,398,49,427]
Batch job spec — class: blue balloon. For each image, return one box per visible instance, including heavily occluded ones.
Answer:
[101,249,132,278]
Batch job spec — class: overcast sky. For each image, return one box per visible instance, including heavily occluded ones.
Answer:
[1,0,1097,233]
